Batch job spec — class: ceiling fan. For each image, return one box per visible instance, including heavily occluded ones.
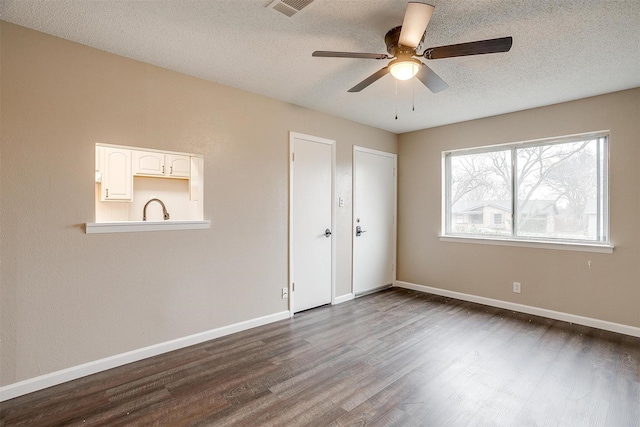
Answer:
[312,2,513,93]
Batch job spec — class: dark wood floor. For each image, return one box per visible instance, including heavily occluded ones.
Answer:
[2,288,639,426]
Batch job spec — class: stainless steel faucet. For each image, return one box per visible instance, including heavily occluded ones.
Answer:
[143,198,170,221]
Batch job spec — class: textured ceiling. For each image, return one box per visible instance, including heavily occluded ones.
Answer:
[2,0,639,134]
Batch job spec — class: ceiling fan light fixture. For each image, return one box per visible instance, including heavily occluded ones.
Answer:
[389,58,421,80]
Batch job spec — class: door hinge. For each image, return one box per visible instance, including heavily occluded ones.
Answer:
[292,282,295,291]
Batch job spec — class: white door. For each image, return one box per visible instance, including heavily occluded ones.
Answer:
[353,147,397,295]
[290,132,334,313]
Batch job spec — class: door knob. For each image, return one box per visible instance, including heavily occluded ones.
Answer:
[356,225,367,237]
[324,228,332,238]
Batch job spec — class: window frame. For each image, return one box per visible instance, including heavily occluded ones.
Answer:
[441,131,612,253]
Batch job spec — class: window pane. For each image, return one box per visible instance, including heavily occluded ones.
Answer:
[448,150,512,237]
[516,139,600,241]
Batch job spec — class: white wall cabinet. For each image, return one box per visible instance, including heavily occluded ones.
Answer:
[133,151,165,176]
[133,151,190,178]
[166,154,190,178]
[101,147,132,201]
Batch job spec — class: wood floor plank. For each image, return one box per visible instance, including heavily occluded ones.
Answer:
[2,288,639,427]
[508,324,600,425]
[557,330,618,426]
[464,320,571,426]
[398,310,539,425]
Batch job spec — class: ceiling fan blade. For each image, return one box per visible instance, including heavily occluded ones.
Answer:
[423,36,513,60]
[416,63,448,93]
[313,51,389,60]
[398,2,435,48]
[348,67,390,92]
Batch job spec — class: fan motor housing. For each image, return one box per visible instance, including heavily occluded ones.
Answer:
[384,26,402,55]
[385,26,425,56]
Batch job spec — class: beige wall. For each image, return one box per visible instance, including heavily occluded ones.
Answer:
[398,88,640,328]
[0,22,397,386]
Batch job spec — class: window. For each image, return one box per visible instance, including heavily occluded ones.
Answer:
[443,133,609,245]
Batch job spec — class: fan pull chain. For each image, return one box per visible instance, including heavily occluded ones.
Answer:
[395,80,398,120]
[412,76,415,111]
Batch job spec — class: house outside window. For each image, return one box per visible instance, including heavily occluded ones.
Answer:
[443,132,609,244]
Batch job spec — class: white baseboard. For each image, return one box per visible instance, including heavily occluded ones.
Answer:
[395,281,640,338]
[333,293,354,305]
[0,310,290,402]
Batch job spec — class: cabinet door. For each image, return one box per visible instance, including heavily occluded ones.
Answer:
[133,151,165,176]
[167,154,190,178]
[102,147,132,201]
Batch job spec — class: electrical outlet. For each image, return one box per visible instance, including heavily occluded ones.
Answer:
[513,282,521,294]
[281,288,288,299]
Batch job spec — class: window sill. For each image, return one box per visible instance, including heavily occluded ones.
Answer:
[438,235,614,253]
[86,220,211,234]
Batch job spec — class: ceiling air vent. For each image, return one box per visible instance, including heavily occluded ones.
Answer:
[267,0,314,17]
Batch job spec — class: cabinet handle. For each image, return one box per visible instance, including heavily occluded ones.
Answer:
[162,165,165,174]
[106,189,109,198]
[170,166,173,175]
